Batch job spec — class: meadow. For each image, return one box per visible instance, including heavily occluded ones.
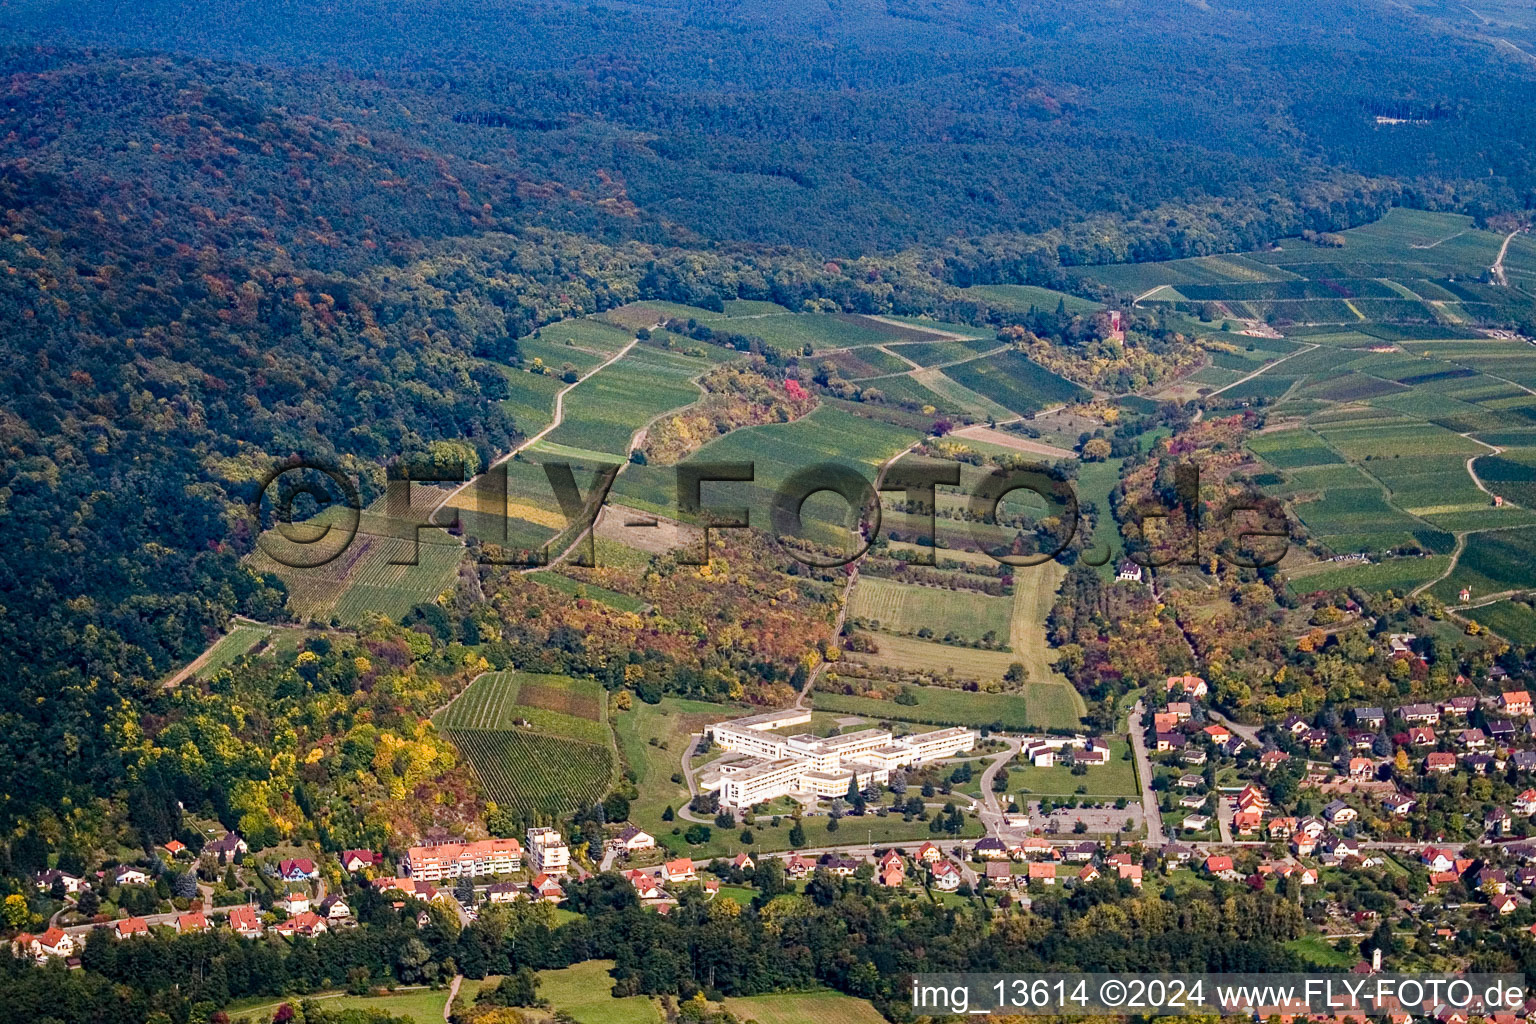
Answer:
[536,960,664,1024]
[811,683,1082,731]
[721,990,888,1024]
[192,623,275,679]
[847,576,1013,644]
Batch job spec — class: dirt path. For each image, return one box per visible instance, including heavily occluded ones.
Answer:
[432,336,641,522]
[1207,343,1318,398]
[861,314,978,341]
[948,424,1077,460]
[445,975,462,1021]
[1492,228,1521,286]
[1411,533,1465,599]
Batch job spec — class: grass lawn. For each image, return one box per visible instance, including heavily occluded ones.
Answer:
[1286,935,1359,968]
[538,960,664,1024]
[1010,740,1139,797]
[812,683,1080,731]
[847,576,1013,644]
[721,990,888,1024]
[225,986,449,1023]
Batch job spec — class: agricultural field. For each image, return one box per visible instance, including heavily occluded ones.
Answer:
[847,576,1012,645]
[1429,527,1536,604]
[192,623,275,679]
[721,990,888,1024]
[1285,555,1452,596]
[528,570,649,613]
[437,671,607,743]
[963,283,1104,315]
[940,350,1088,415]
[437,671,616,818]
[1464,599,1536,645]
[811,683,1081,731]
[542,345,712,457]
[612,403,921,548]
[247,492,464,626]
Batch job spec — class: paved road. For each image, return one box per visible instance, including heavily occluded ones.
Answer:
[1127,701,1167,847]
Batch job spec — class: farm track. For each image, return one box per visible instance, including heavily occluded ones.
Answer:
[1491,229,1521,286]
[1206,342,1318,397]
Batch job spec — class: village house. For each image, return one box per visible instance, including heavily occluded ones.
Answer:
[878,860,906,887]
[785,855,815,879]
[1233,808,1263,835]
[1166,675,1208,698]
[982,862,1012,889]
[279,887,311,915]
[731,852,755,872]
[227,905,263,938]
[1348,757,1374,779]
[662,858,697,883]
[1503,691,1535,717]
[35,927,75,959]
[162,840,187,859]
[1117,560,1144,582]
[1425,752,1457,774]
[1488,718,1517,741]
[1202,724,1232,744]
[1117,863,1144,888]
[113,866,151,887]
[1062,841,1098,863]
[1182,813,1212,832]
[320,894,351,920]
[1324,799,1358,825]
[1459,728,1488,749]
[1027,862,1057,885]
[1423,847,1457,873]
[1382,793,1416,816]
[931,860,961,892]
[205,831,248,860]
[175,909,208,933]
[915,842,942,864]
[1155,732,1186,752]
[529,873,565,903]
[1516,789,1536,816]
[1400,703,1440,725]
[1078,864,1100,883]
[279,858,319,881]
[1290,833,1319,857]
[1204,855,1237,878]
[1267,817,1298,839]
[34,869,83,894]
[1407,726,1437,746]
[115,917,150,939]
[610,825,656,854]
[1259,749,1291,770]
[1181,747,1208,766]
[975,837,1010,860]
[1353,707,1385,727]
[273,912,327,938]
[488,881,523,904]
[1179,794,1208,810]
[340,849,381,873]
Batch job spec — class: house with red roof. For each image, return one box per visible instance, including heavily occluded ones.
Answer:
[340,849,380,873]
[273,911,327,938]
[115,917,150,939]
[175,909,208,933]
[227,905,263,938]
[279,858,319,881]
[661,858,696,882]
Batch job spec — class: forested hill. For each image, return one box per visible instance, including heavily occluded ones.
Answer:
[3,0,1535,253]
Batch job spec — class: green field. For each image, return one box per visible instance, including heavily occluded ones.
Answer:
[538,960,664,1024]
[438,671,616,818]
[437,671,608,743]
[1431,527,1536,604]
[812,682,1082,731]
[225,984,465,1023]
[543,345,711,456]
[193,623,275,679]
[1009,738,1139,797]
[613,403,920,547]
[847,576,1012,644]
[963,283,1104,315]
[528,570,649,613]
[1286,555,1452,595]
[1464,599,1536,645]
[722,990,888,1024]
[940,351,1088,415]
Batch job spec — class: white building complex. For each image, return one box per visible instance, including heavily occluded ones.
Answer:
[703,708,976,808]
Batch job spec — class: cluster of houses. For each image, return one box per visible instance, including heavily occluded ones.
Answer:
[1021,735,1112,768]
